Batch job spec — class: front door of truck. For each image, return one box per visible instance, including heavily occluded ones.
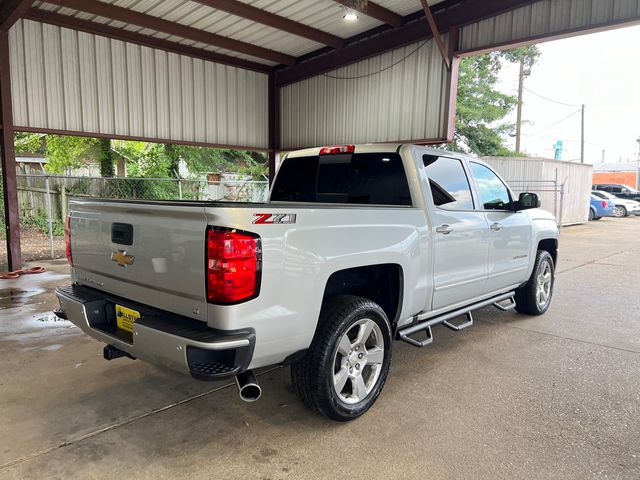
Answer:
[422,155,490,310]
[468,162,531,293]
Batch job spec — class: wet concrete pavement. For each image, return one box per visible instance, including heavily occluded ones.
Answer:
[1,218,639,479]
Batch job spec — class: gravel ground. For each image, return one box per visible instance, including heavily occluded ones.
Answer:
[0,225,65,270]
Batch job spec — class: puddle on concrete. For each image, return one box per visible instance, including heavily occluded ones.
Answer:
[0,288,47,309]
[0,308,80,348]
[35,314,66,323]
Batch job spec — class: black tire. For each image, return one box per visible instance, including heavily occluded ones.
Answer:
[588,209,594,221]
[620,206,628,217]
[593,216,602,221]
[291,295,392,421]
[515,250,555,315]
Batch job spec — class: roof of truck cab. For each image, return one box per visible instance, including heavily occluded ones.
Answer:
[285,144,402,158]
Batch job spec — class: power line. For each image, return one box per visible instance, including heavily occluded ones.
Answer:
[523,109,582,138]
[523,87,582,107]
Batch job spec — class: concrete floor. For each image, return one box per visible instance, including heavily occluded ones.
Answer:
[1,217,639,479]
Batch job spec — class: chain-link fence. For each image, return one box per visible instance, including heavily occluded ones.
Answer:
[507,179,565,224]
[7,174,269,264]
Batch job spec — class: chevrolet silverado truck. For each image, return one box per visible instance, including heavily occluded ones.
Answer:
[55,144,559,421]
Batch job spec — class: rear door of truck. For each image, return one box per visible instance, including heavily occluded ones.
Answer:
[69,199,209,322]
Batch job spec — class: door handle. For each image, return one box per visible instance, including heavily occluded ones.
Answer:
[436,224,453,235]
[490,222,503,232]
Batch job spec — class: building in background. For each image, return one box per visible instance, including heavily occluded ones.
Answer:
[16,156,47,174]
[592,162,639,189]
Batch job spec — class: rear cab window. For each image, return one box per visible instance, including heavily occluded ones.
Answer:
[271,152,412,206]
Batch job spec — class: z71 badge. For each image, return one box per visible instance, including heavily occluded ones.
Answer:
[253,213,297,224]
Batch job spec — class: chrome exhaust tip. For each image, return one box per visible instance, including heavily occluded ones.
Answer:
[235,370,262,402]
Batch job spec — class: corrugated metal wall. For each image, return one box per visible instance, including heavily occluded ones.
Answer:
[460,0,640,51]
[279,35,449,150]
[542,160,593,225]
[8,19,269,149]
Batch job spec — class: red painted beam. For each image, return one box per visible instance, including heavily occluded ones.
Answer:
[43,0,296,65]
[0,0,33,31]
[0,31,22,270]
[276,0,538,86]
[194,0,344,49]
[24,9,273,73]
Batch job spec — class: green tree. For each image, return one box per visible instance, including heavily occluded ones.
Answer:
[164,143,180,177]
[450,46,541,156]
[98,138,115,177]
[501,45,541,69]
[45,135,99,173]
[14,132,45,155]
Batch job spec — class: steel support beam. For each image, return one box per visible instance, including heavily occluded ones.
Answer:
[24,9,272,73]
[44,0,296,65]
[267,74,280,184]
[420,0,449,70]
[332,1,402,28]
[0,31,21,270]
[0,0,33,31]
[193,0,344,49]
[276,0,536,86]
[442,27,460,142]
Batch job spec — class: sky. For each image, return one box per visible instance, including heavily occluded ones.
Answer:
[494,23,640,164]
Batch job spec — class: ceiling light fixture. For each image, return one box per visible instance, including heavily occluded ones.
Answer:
[343,7,358,22]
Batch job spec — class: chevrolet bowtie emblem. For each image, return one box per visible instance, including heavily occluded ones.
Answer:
[111,250,135,267]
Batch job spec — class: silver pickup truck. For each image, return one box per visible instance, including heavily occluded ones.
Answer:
[55,144,559,421]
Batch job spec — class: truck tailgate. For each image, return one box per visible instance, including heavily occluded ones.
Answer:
[69,199,209,322]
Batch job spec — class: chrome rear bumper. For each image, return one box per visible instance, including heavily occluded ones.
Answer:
[55,284,255,380]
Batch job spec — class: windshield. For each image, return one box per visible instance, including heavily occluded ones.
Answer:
[622,185,639,193]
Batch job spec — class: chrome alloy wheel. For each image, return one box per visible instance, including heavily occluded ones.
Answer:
[332,318,385,404]
[614,206,625,218]
[536,261,553,309]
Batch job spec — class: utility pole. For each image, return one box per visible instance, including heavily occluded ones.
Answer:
[580,104,585,163]
[515,58,525,154]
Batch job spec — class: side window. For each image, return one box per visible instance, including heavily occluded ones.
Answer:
[469,162,512,211]
[423,155,474,210]
[611,186,622,194]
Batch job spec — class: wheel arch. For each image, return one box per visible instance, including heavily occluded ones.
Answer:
[321,264,404,326]
[537,238,558,266]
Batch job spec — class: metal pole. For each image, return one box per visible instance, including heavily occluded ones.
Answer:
[178,178,183,200]
[580,104,585,163]
[554,168,558,221]
[0,31,21,270]
[515,59,525,154]
[44,176,54,258]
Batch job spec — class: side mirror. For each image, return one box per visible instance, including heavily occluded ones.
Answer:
[516,192,540,210]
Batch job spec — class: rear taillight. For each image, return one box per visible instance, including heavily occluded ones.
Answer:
[602,201,607,208]
[206,228,261,304]
[319,144,355,155]
[65,215,73,266]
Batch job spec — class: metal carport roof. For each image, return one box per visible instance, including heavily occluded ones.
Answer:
[2,0,640,269]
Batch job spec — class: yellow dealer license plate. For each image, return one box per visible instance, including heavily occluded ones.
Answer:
[115,305,140,333]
